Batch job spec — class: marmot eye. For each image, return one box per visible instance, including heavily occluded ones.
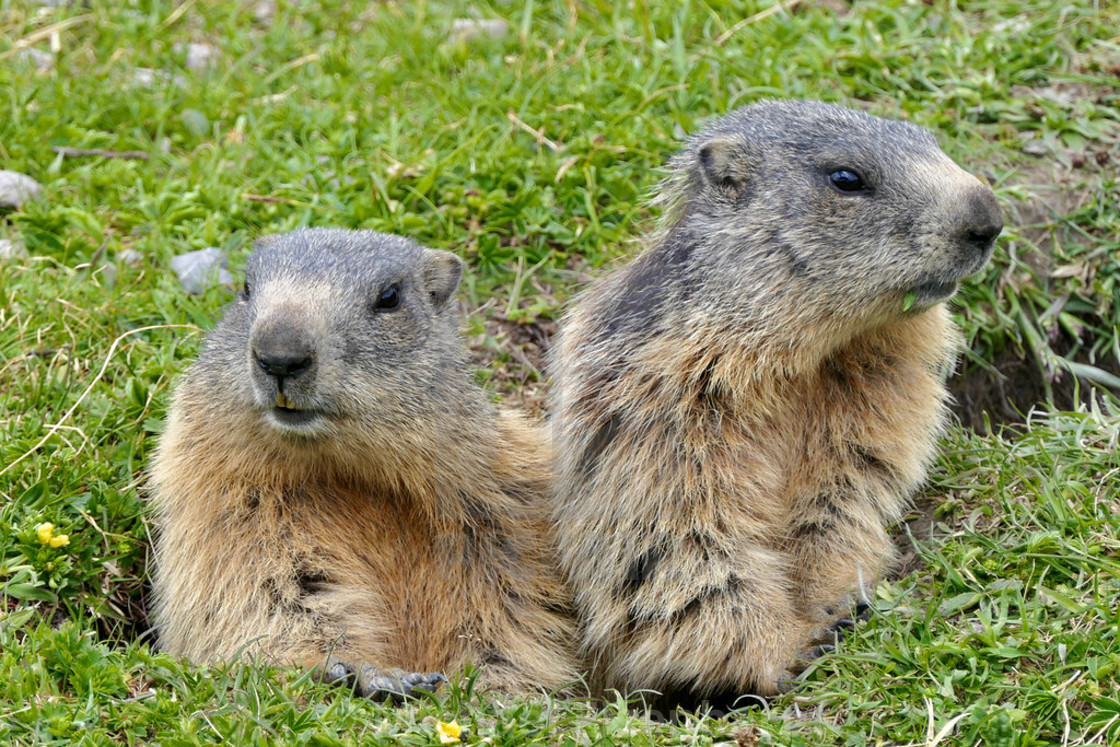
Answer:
[240,280,251,301]
[375,283,402,312]
[829,169,866,192]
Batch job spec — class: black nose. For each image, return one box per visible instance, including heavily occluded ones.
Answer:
[254,349,313,380]
[250,311,317,387]
[961,188,1004,255]
[964,221,1002,252]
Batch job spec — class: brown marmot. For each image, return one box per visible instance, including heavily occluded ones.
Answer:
[150,228,578,698]
[549,100,1002,707]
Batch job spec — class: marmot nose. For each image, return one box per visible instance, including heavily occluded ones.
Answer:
[254,349,313,380]
[253,344,314,381]
[250,310,318,386]
[960,188,1004,255]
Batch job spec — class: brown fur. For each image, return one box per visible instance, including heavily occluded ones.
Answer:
[150,229,577,694]
[549,100,1002,705]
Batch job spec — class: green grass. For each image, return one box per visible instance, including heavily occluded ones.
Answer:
[1,0,1119,743]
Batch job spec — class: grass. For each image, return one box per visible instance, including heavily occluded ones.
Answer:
[1,0,1118,743]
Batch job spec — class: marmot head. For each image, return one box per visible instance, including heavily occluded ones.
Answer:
[190,229,469,443]
[662,99,1002,324]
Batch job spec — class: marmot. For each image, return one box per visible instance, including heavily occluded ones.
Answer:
[150,228,578,698]
[549,100,1002,707]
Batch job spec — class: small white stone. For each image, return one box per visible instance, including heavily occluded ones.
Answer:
[171,248,234,295]
[251,0,276,24]
[174,42,220,71]
[118,248,144,267]
[131,68,159,87]
[0,171,44,209]
[449,18,509,42]
[130,67,186,88]
[0,239,29,260]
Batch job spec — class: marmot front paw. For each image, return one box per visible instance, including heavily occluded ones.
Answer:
[781,600,875,691]
[322,656,448,702]
[826,599,872,634]
[812,598,872,635]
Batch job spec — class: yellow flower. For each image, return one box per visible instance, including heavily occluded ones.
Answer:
[436,720,462,745]
[35,523,69,548]
[35,523,55,545]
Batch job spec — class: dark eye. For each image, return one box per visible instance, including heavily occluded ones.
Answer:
[829,169,866,193]
[240,279,251,301]
[375,283,402,312]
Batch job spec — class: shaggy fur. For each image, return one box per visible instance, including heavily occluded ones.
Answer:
[150,229,578,696]
[550,100,1002,706]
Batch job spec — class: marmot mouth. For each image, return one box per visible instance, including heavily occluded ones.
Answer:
[266,405,326,433]
[909,279,959,307]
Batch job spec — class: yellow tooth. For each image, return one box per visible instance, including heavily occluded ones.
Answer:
[276,393,298,410]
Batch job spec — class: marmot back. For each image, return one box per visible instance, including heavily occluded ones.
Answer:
[550,100,1002,708]
[150,228,578,697]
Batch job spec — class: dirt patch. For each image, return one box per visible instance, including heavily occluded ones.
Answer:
[465,257,595,418]
[467,304,556,418]
[950,335,1119,431]
[951,351,1043,430]
[97,576,152,645]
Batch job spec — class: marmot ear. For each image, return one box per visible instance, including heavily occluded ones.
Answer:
[422,249,464,310]
[697,136,758,197]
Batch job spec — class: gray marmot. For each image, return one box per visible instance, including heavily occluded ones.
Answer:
[150,228,578,698]
[549,100,1002,707]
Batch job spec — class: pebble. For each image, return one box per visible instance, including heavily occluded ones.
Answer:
[174,42,220,71]
[0,171,44,209]
[0,239,29,260]
[251,0,276,24]
[171,248,235,294]
[118,248,144,267]
[130,67,186,88]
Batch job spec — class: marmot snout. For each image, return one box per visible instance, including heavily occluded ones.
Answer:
[249,305,323,431]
